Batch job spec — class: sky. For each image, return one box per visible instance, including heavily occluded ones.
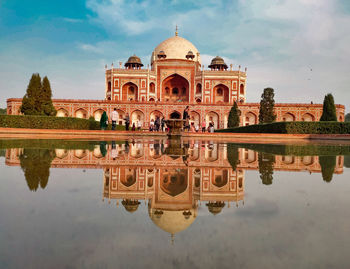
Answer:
[0,0,349,111]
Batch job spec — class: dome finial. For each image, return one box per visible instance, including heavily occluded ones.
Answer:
[175,25,178,36]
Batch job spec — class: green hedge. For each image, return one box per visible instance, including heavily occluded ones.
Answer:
[217,121,350,134]
[0,115,102,130]
[0,115,126,130]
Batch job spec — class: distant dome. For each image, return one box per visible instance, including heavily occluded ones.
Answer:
[206,201,225,215]
[152,35,200,64]
[208,56,227,69]
[149,207,197,234]
[122,199,141,213]
[125,55,143,67]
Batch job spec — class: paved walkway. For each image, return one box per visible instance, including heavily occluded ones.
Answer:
[0,127,350,143]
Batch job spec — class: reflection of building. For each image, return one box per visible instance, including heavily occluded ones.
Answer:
[6,29,345,128]
[5,140,344,174]
[103,165,244,237]
[5,140,345,236]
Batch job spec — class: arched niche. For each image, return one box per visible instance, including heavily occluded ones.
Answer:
[212,169,228,188]
[240,84,244,95]
[93,109,105,121]
[75,108,87,119]
[189,111,200,127]
[121,169,137,187]
[162,74,189,102]
[131,110,144,126]
[302,113,314,122]
[150,110,163,121]
[245,112,257,126]
[213,84,229,104]
[122,82,138,101]
[282,112,295,122]
[57,108,69,117]
[161,169,188,197]
[149,82,155,94]
[170,111,181,119]
[206,111,219,129]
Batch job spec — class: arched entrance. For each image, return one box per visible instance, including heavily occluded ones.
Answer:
[131,110,144,126]
[206,111,219,129]
[150,110,163,121]
[170,111,181,119]
[75,108,87,119]
[245,112,257,126]
[302,113,314,122]
[213,84,229,104]
[94,109,105,121]
[282,112,295,122]
[57,108,68,117]
[189,111,200,127]
[162,74,189,102]
[122,82,138,101]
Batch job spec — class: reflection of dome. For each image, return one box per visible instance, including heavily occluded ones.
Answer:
[206,201,225,215]
[122,199,140,213]
[152,35,200,64]
[149,207,197,234]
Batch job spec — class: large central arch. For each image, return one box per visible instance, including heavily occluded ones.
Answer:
[162,74,189,102]
[213,84,229,104]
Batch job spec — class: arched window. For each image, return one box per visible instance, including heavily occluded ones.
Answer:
[240,84,244,95]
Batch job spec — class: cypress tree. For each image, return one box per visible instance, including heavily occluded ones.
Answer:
[228,101,240,128]
[41,76,57,116]
[259,87,276,124]
[258,152,275,185]
[320,93,337,121]
[20,73,42,115]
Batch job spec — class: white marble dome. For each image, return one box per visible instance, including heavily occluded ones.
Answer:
[152,35,200,64]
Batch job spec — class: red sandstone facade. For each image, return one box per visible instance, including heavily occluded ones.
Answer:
[6,32,345,128]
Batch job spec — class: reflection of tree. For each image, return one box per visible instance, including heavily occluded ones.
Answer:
[227,144,240,171]
[19,149,56,191]
[344,156,350,168]
[99,141,107,157]
[258,152,275,185]
[319,155,336,183]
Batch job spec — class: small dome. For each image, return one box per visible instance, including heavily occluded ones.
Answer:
[125,55,143,67]
[208,56,227,69]
[122,199,141,213]
[206,201,225,215]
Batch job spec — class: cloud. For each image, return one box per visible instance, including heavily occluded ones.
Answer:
[62,17,83,23]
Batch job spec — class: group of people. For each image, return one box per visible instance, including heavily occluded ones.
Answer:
[100,107,216,133]
[183,106,215,133]
[149,116,166,132]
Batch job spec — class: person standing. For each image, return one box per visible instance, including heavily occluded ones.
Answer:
[137,120,142,131]
[124,113,130,131]
[160,117,165,132]
[111,108,119,130]
[202,120,206,132]
[100,111,108,130]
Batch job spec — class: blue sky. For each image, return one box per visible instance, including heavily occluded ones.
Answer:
[0,0,349,111]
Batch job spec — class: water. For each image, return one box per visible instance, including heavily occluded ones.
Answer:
[0,138,350,269]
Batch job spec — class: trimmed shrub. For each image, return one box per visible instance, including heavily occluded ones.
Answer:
[0,115,125,130]
[217,121,350,134]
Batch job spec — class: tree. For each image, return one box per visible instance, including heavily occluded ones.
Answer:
[345,113,350,122]
[227,144,240,171]
[228,101,240,128]
[319,155,336,183]
[41,76,57,116]
[259,87,276,123]
[20,73,56,116]
[20,73,42,115]
[320,93,337,121]
[258,152,275,185]
[19,148,56,191]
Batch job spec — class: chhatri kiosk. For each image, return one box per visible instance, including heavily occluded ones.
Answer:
[7,29,345,127]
